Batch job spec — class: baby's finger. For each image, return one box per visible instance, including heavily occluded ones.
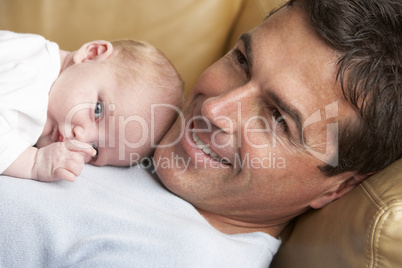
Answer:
[68,149,93,164]
[64,140,97,157]
[52,167,77,182]
[64,158,85,177]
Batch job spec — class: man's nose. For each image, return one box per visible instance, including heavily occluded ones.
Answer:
[200,84,257,133]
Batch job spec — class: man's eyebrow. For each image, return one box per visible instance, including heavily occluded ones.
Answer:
[239,33,253,70]
[264,2,289,20]
[266,90,303,142]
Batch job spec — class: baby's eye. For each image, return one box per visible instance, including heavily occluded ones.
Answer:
[94,101,103,119]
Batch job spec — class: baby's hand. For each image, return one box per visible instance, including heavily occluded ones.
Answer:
[31,140,97,182]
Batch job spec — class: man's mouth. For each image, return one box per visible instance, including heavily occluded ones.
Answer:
[192,131,230,165]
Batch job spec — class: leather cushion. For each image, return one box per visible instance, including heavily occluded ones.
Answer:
[271,158,402,267]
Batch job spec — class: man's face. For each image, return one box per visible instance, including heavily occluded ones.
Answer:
[154,4,356,227]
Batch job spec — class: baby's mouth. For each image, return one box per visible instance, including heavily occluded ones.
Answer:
[52,127,64,142]
[192,131,230,165]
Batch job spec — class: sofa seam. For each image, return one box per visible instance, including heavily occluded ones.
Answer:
[365,205,383,268]
[359,182,384,268]
[361,181,402,268]
[370,205,402,268]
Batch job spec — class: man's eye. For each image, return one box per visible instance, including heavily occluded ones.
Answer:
[272,109,288,132]
[94,101,103,119]
[235,49,250,76]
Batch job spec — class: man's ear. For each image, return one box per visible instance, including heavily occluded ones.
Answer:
[309,172,373,209]
[73,40,113,64]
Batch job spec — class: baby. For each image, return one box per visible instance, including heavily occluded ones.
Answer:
[0,30,183,182]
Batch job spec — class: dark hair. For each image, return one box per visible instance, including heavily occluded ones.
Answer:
[288,0,401,176]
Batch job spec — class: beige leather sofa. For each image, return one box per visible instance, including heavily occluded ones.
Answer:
[1,0,401,267]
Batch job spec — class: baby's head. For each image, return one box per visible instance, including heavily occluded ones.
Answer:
[38,39,183,166]
[100,40,184,166]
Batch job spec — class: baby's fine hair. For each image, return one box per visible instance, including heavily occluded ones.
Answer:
[109,40,184,149]
[110,39,184,107]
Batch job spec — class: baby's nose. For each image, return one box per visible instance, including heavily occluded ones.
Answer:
[72,125,86,141]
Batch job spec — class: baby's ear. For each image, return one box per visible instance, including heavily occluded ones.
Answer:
[73,40,113,63]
